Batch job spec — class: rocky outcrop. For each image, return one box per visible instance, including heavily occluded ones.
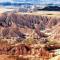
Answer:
[0,13,60,44]
[48,23,60,42]
[0,43,54,58]
[0,13,60,60]
[0,13,60,29]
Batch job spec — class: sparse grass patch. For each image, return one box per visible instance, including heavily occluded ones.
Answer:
[22,37,38,45]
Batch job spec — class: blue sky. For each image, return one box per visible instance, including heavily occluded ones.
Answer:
[0,0,60,4]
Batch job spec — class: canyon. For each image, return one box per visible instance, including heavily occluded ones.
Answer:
[0,12,60,60]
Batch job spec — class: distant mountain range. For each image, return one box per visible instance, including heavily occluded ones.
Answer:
[0,2,60,11]
[38,6,60,11]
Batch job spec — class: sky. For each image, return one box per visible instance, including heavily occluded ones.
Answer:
[0,0,60,4]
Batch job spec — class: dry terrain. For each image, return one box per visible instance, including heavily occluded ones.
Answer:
[0,10,60,60]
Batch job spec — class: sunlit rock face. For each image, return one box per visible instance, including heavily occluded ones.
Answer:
[48,23,60,42]
[0,43,54,58]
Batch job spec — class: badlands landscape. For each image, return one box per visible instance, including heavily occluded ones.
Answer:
[0,11,60,60]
